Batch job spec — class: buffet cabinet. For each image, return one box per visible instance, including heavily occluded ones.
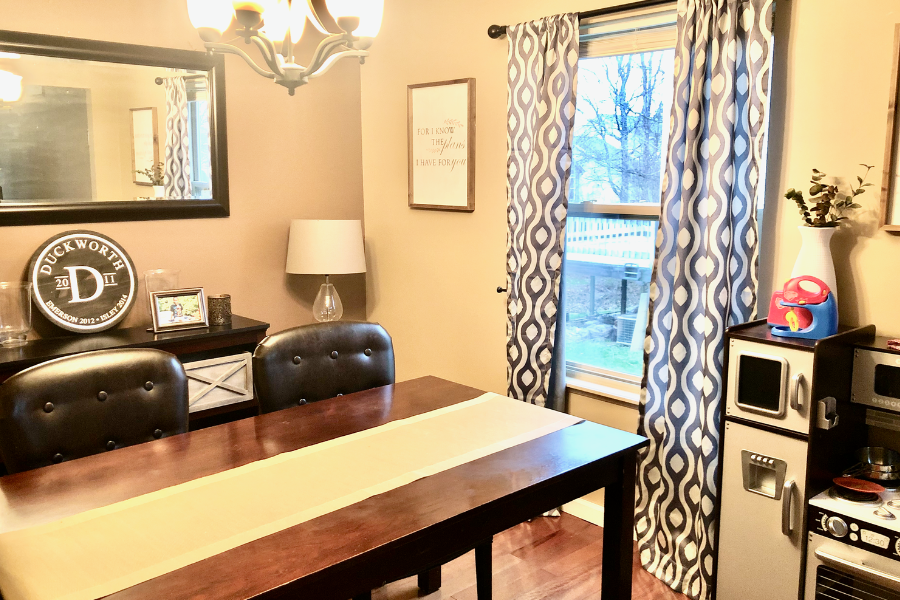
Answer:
[0,315,269,426]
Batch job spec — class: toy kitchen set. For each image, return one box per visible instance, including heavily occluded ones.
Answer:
[716,275,900,600]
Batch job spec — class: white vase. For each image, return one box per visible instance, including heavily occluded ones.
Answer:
[153,185,165,199]
[790,225,838,303]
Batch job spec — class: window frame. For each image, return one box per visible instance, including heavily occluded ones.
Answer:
[564,3,676,394]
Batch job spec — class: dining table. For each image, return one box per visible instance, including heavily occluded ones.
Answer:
[0,375,649,600]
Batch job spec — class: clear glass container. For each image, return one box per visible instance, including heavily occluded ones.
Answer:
[313,278,343,322]
[144,269,181,294]
[0,282,32,347]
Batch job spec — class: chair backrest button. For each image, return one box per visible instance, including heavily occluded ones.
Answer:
[330,351,338,359]
[106,441,116,450]
[97,391,108,401]
[298,399,307,406]
[43,402,54,413]
[364,348,372,356]
[293,356,302,364]
[153,429,163,439]
[52,453,63,464]
[144,381,154,391]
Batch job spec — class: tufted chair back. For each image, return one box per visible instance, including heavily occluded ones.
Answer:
[252,321,395,414]
[0,348,189,474]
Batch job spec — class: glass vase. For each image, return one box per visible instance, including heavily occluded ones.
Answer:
[0,282,32,347]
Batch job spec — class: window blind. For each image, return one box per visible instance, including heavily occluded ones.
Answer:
[579,4,677,58]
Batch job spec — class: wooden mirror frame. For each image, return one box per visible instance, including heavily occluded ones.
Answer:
[0,30,229,227]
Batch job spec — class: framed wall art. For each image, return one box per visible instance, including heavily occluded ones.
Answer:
[150,287,208,333]
[131,107,160,186]
[882,23,900,232]
[408,78,475,212]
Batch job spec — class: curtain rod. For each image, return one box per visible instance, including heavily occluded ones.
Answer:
[487,0,674,39]
[154,74,207,85]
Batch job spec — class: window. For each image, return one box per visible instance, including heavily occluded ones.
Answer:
[186,79,211,199]
[564,5,676,390]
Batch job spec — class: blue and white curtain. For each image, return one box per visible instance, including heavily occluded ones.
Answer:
[163,73,193,200]
[634,1,774,599]
[505,14,579,411]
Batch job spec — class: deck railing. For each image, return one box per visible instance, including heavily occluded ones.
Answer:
[566,217,656,261]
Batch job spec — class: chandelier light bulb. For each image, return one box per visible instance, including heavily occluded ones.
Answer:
[259,0,291,49]
[187,0,235,41]
[0,70,22,103]
[289,0,311,43]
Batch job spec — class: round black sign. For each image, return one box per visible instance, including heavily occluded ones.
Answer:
[28,231,137,333]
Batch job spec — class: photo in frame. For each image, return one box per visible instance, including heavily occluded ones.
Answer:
[407,78,475,212]
[150,287,208,333]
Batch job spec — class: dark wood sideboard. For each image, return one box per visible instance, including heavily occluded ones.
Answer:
[0,315,270,428]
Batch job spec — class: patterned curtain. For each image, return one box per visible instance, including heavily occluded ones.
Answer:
[634,1,774,599]
[506,14,578,410]
[163,75,193,199]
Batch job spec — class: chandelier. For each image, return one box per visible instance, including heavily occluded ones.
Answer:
[186,0,383,95]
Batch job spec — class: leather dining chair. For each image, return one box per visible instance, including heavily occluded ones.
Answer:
[252,322,491,599]
[252,321,395,414]
[0,348,189,475]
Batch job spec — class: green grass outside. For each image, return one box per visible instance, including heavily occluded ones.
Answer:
[566,337,644,377]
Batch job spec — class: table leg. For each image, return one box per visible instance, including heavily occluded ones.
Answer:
[601,452,637,600]
[417,566,441,594]
[475,538,493,600]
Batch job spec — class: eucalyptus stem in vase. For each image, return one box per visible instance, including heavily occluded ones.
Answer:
[135,161,166,199]
[784,163,874,227]
[782,163,874,303]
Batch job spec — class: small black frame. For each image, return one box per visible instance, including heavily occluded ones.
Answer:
[0,29,230,226]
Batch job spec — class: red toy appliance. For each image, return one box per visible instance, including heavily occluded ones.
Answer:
[767,275,832,331]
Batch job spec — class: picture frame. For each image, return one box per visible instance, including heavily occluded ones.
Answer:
[881,23,900,232]
[407,78,475,212]
[150,287,208,333]
[131,107,160,186]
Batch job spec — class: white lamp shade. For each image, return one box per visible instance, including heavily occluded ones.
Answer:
[325,0,383,36]
[187,0,235,32]
[286,219,366,275]
[0,70,22,103]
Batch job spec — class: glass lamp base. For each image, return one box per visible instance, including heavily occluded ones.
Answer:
[313,280,344,322]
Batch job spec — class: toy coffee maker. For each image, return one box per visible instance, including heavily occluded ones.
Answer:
[767,275,838,339]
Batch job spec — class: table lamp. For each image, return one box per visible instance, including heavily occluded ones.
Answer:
[285,219,366,322]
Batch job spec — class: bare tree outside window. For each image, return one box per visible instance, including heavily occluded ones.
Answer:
[564,49,674,378]
[570,50,673,205]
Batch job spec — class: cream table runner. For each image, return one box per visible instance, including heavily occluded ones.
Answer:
[0,393,582,600]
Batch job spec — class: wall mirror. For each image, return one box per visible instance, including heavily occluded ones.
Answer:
[0,30,228,226]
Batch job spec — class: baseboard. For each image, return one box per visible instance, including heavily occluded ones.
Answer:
[562,497,605,527]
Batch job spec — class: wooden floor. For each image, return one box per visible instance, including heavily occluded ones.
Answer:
[372,513,689,600]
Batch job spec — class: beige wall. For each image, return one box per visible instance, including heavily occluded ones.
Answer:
[361,0,624,394]
[762,0,900,335]
[0,0,365,336]
[362,0,900,395]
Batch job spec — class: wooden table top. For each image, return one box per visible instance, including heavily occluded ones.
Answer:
[0,376,648,600]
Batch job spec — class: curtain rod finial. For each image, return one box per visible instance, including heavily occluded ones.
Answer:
[487,24,507,39]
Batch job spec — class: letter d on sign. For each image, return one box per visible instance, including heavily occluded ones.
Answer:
[64,266,105,304]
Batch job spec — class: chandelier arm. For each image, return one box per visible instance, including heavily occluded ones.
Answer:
[307,50,370,80]
[249,35,285,77]
[305,34,357,75]
[204,43,277,79]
